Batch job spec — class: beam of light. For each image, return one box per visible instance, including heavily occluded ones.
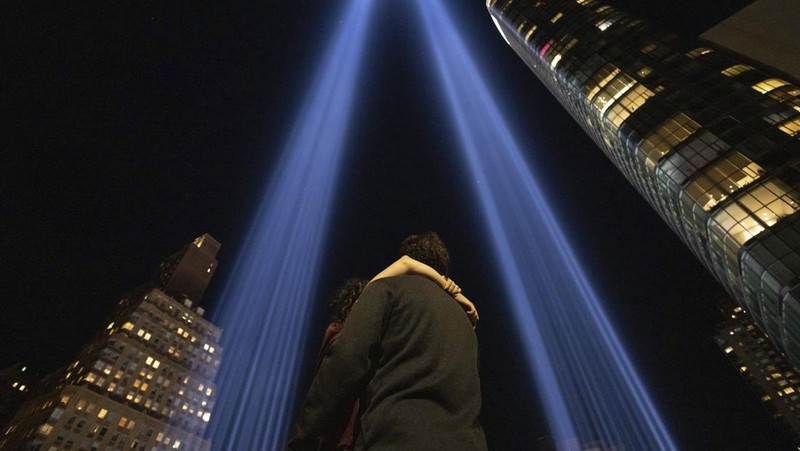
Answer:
[416,1,677,450]
[206,1,373,449]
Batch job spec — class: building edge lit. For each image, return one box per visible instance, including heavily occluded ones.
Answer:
[486,0,800,368]
[0,234,223,450]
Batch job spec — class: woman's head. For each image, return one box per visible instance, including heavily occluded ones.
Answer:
[329,278,370,321]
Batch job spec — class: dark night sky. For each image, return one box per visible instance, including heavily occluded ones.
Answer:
[2,0,795,449]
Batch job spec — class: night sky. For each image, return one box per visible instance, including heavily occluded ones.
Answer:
[2,0,795,449]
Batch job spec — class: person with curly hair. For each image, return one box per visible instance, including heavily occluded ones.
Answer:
[291,233,486,451]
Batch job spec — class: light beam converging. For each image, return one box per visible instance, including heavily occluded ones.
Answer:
[206,1,373,449]
[417,0,677,449]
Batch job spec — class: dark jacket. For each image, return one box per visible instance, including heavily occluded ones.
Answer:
[289,275,487,451]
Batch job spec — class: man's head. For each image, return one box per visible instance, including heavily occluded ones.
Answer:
[329,278,369,322]
[400,231,450,276]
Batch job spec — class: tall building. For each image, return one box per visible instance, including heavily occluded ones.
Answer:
[486,0,800,368]
[0,235,223,451]
[154,234,220,307]
[715,294,800,441]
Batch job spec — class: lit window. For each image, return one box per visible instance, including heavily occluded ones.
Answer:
[605,84,655,128]
[157,432,164,442]
[146,357,154,365]
[98,409,108,419]
[752,78,790,94]
[127,420,136,430]
[684,151,764,211]
[686,47,713,58]
[121,322,134,331]
[786,387,796,395]
[203,412,211,422]
[173,439,181,449]
[76,400,86,411]
[12,382,18,388]
[740,366,748,372]
[762,395,772,401]
[118,417,128,428]
[724,346,734,353]
[551,12,564,23]
[144,332,152,341]
[18,385,26,392]
[639,112,701,169]
[721,64,753,77]
[596,18,616,31]
[84,373,97,383]
[39,424,53,436]
[137,329,145,337]
[107,322,115,330]
[584,64,620,101]
[710,179,800,247]
[524,25,538,41]
[550,54,562,69]
[636,66,652,78]
[778,117,800,137]
[153,360,160,369]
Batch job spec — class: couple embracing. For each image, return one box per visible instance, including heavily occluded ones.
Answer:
[288,232,487,451]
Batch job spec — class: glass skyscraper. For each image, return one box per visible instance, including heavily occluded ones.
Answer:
[486,0,800,366]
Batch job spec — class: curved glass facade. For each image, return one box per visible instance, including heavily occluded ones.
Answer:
[487,0,800,367]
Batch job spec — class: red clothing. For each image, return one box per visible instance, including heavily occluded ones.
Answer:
[316,321,359,451]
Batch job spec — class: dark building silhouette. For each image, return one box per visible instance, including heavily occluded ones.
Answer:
[154,234,220,306]
[0,235,223,450]
[716,294,800,443]
[486,0,800,369]
[0,364,40,430]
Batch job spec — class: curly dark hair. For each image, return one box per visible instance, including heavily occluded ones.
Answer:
[329,278,370,322]
[399,231,450,276]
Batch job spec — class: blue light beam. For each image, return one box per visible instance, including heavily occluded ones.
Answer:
[417,1,677,449]
[207,1,373,449]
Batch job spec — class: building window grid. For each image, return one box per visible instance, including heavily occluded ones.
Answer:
[684,151,765,213]
[604,83,655,129]
[591,72,637,115]
[707,179,800,294]
[639,111,701,171]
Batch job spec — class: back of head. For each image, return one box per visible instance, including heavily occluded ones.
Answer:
[399,231,450,276]
[329,278,369,322]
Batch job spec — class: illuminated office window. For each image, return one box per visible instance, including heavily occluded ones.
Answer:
[637,66,652,78]
[686,47,713,58]
[605,83,654,128]
[779,117,800,137]
[584,63,621,101]
[551,12,564,23]
[710,179,800,248]
[596,17,617,31]
[684,151,764,211]
[640,112,701,170]
[722,64,753,77]
[752,78,790,94]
